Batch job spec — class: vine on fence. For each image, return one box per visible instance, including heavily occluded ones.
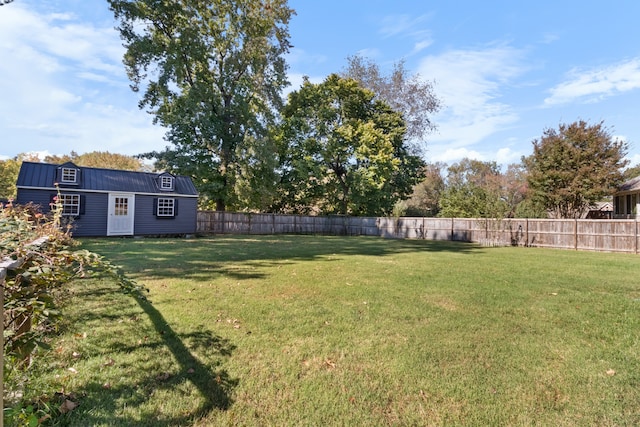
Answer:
[2,195,147,423]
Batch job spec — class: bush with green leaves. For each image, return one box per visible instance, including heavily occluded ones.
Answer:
[2,199,146,425]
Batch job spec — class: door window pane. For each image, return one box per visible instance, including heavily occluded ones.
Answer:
[115,197,128,216]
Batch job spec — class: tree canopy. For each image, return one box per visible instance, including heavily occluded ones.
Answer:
[341,55,441,148]
[274,74,423,216]
[438,158,510,219]
[43,151,146,171]
[523,120,628,218]
[401,163,446,217]
[108,0,294,211]
[623,163,640,181]
[0,157,20,200]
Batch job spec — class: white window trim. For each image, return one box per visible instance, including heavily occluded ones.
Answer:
[160,176,174,190]
[61,167,77,183]
[157,197,175,217]
[59,194,80,216]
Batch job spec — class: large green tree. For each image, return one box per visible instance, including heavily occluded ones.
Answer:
[274,74,423,216]
[523,120,628,218]
[341,55,441,148]
[438,158,509,218]
[108,0,293,211]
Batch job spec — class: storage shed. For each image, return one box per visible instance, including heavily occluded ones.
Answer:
[16,161,199,237]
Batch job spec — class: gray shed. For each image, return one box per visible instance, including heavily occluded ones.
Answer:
[16,161,199,237]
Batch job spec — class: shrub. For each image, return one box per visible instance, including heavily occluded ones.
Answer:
[1,198,146,425]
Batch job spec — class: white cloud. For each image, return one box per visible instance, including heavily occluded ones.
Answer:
[0,3,167,158]
[495,147,521,164]
[544,58,640,106]
[427,144,523,166]
[286,47,328,68]
[355,48,382,60]
[417,44,525,157]
[628,153,640,167]
[378,13,433,59]
[430,147,483,163]
[410,39,433,56]
[379,14,432,39]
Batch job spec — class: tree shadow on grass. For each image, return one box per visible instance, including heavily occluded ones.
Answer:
[65,293,238,426]
[81,235,483,283]
[136,296,237,409]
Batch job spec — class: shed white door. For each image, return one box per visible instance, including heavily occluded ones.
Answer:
[107,193,135,236]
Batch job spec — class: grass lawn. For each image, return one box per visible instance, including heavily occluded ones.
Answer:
[22,235,640,426]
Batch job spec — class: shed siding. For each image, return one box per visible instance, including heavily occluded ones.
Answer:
[16,189,109,237]
[133,195,198,235]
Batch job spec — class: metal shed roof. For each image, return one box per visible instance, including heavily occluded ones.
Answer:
[16,162,199,197]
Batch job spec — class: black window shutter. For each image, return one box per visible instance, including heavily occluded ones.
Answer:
[152,198,158,216]
[79,195,86,215]
[173,199,178,216]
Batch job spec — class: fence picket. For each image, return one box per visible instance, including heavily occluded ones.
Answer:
[196,211,640,254]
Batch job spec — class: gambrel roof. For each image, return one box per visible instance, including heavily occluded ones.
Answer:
[16,161,198,197]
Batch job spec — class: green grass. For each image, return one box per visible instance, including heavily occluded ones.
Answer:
[21,235,640,426]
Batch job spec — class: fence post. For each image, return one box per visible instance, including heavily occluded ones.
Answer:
[636,219,638,254]
[574,219,578,250]
[451,218,454,241]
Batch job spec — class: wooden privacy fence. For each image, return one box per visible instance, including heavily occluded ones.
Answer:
[197,211,640,254]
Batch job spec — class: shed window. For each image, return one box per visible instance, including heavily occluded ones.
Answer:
[160,176,174,190]
[156,198,175,217]
[61,168,77,183]
[59,194,81,216]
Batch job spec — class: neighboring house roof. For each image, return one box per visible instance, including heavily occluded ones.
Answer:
[17,161,198,197]
[589,201,613,212]
[617,176,640,193]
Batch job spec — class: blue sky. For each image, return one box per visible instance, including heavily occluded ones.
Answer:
[1,0,640,167]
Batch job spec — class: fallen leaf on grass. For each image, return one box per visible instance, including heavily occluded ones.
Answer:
[72,351,81,359]
[103,358,115,367]
[156,372,171,381]
[67,367,78,374]
[187,368,195,374]
[606,369,616,376]
[103,382,111,389]
[59,399,78,414]
[324,359,336,369]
